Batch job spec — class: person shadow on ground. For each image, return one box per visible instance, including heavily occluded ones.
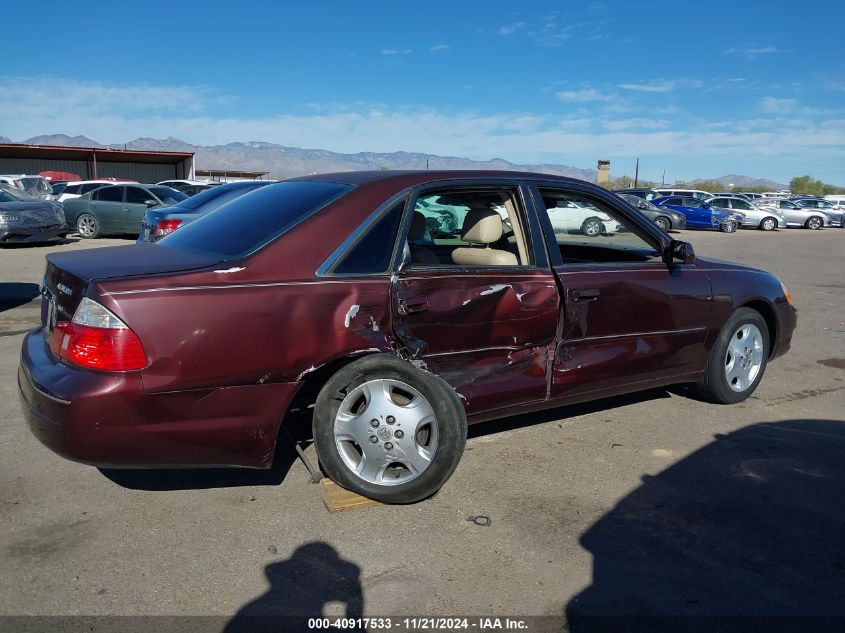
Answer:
[225,542,363,633]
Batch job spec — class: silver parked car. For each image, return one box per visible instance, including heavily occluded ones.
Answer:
[616,193,687,230]
[757,198,832,229]
[792,198,844,227]
[708,196,786,231]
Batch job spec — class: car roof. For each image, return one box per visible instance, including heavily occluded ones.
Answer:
[287,169,582,189]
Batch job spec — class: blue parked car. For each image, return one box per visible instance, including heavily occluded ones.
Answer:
[138,181,274,242]
[653,195,740,232]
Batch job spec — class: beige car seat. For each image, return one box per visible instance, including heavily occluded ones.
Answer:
[451,207,518,266]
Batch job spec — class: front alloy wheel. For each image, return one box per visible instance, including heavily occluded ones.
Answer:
[759,217,777,231]
[654,216,670,231]
[581,218,603,237]
[805,216,823,230]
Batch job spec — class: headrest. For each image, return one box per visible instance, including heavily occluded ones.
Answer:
[461,207,503,244]
[409,211,427,240]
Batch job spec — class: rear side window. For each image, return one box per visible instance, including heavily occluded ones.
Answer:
[160,180,354,258]
[332,200,405,275]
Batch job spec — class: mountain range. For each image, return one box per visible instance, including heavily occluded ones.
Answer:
[3,133,788,189]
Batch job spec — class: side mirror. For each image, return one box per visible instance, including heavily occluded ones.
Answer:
[145,199,159,207]
[638,201,648,210]
[665,240,695,264]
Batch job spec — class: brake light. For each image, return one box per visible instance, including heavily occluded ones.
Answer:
[49,298,146,371]
[155,219,182,237]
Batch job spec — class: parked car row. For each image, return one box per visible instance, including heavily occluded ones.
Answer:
[616,187,844,231]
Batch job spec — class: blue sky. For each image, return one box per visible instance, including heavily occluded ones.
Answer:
[3,0,845,184]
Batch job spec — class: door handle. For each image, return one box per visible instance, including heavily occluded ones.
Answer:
[572,288,600,302]
[398,297,429,315]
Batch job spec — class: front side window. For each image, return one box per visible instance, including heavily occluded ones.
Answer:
[126,187,152,204]
[94,186,124,202]
[539,188,660,265]
[406,189,530,268]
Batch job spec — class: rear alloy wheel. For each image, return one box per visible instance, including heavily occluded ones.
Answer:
[720,218,738,233]
[76,213,101,239]
[581,217,604,237]
[759,217,777,231]
[805,216,823,230]
[695,308,769,404]
[314,354,467,503]
[654,216,671,231]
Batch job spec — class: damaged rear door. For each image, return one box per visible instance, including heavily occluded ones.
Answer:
[391,182,560,418]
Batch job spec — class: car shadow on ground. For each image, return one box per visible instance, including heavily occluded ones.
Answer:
[0,282,40,313]
[0,237,79,249]
[99,389,673,492]
[225,542,363,632]
[468,387,672,439]
[98,414,312,491]
[566,418,845,632]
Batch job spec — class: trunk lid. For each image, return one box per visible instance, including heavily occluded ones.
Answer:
[42,244,224,324]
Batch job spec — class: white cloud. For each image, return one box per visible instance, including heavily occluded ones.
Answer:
[761,97,797,113]
[429,43,450,51]
[379,48,412,55]
[1,77,843,183]
[556,88,613,102]
[498,22,525,36]
[724,46,779,56]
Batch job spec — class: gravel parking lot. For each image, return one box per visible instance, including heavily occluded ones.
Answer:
[1,229,844,626]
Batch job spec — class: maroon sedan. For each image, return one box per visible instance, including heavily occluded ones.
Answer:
[18,171,796,503]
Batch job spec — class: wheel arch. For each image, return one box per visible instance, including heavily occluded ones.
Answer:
[740,299,777,359]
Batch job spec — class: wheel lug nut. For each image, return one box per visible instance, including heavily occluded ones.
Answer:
[394,430,404,439]
[386,416,395,425]
[370,419,380,428]
[369,436,378,444]
[384,442,393,450]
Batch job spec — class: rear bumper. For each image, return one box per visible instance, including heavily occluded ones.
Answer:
[0,224,66,243]
[18,328,301,468]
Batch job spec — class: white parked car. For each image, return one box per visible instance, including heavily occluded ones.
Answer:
[653,188,714,201]
[708,196,786,231]
[546,200,621,236]
[53,180,136,203]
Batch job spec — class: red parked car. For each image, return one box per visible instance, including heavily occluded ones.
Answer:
[18,171,797,503]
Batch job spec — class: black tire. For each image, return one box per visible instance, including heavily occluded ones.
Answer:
[76,213,101,239]
[694,308,769,404]
[313,353,467,503]
[759,217,777,231]
[581,217,604,237]
[805,216,823,230]
[654,216,671,231]
[719,219,737,233]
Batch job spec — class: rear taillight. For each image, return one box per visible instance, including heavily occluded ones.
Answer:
[49,298,146,371]
[155,219,182,237]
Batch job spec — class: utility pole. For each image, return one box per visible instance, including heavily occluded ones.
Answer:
[634,158,639,188]
[662,169,666,186]
[426,157,429,170]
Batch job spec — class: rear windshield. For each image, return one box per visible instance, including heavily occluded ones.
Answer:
[148,186,188,205]
[175,183,268,212]
[159,180,353,258]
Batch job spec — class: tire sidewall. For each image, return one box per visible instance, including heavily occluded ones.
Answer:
[655,217,670,230]
[314,354,467,503]
[704,308,769,404]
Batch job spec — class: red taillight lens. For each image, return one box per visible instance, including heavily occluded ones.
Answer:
[49,321,147,371]
[155,219,182,237]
